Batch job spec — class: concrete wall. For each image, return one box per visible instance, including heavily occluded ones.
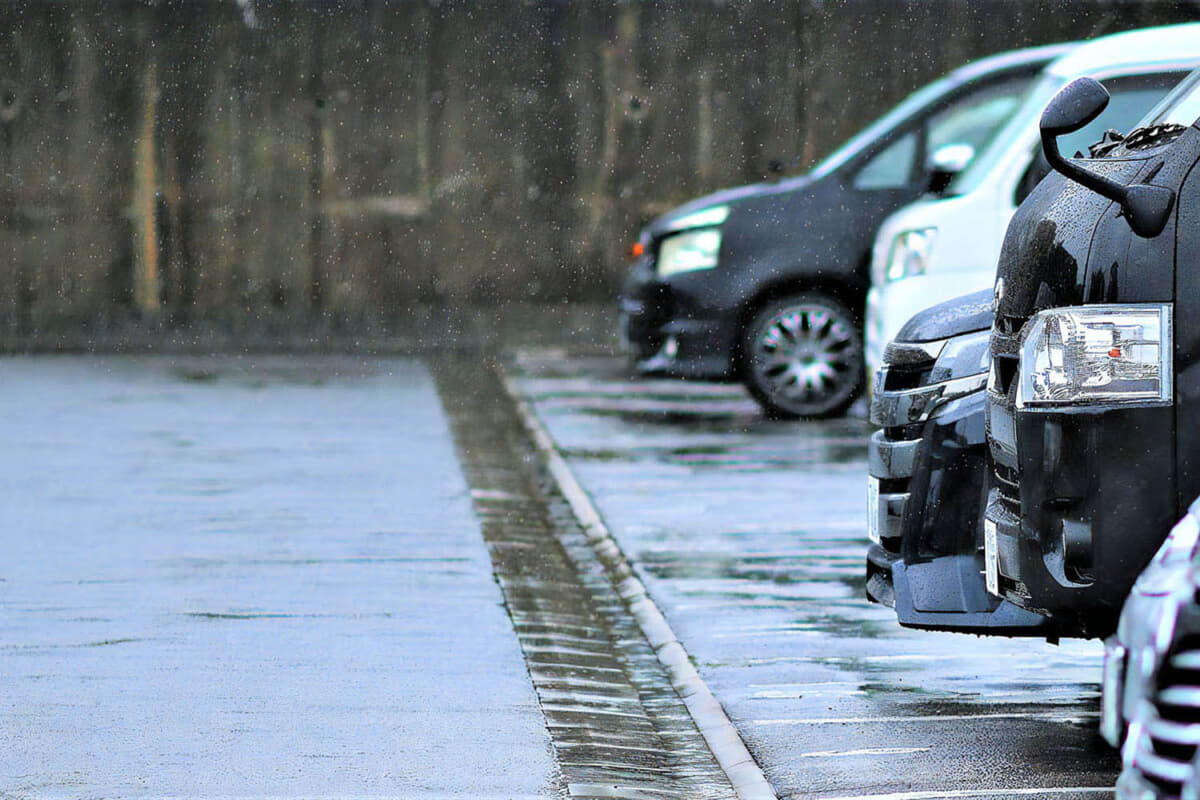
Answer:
[1,1,1197,337]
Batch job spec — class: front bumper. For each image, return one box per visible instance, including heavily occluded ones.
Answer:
[984,387,1176,638]
[865,338,1046,634]
[619,258,738,380]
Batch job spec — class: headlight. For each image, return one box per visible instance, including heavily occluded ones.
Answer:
[1017,304,1172,407]
[881,227,937,284]
[929,328,990,383]
[657,228,722,277]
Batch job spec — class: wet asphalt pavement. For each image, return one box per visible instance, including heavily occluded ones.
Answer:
[509,350,1120,800]
[0,356,557,798]
[0,352,1123,799]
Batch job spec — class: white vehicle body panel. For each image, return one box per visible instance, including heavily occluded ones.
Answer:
[865,23,1200,376]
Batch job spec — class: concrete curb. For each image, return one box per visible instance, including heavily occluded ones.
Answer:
[500,368,780,800]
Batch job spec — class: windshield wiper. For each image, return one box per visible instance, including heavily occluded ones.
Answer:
[1121,123,1188,151]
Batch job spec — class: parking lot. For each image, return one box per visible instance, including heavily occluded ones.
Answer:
[0,352,1124,799]
[507,349,1120,800]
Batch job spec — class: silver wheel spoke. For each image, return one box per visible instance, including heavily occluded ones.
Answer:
[751,302,861,415]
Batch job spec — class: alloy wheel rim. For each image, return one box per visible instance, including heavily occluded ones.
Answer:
[752,304,859,410]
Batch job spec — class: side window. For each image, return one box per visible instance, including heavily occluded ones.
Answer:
[1057,72,1188,158]
[924,76,1031,165]
[852,130,918,190]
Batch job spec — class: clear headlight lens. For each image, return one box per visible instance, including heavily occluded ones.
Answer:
[1017,304,1172,407]
[657,228,722,277]
[881,227,937,284]
[929,328,990,383]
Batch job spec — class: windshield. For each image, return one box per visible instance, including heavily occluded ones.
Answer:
[947,69,1188,195]
[946,73,1062,195]
[1141,68,1200,128]
[808,73,961,180]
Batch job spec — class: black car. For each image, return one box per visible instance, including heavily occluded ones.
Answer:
[865,289,1048,634]
[619,44,1072,418]
[985,68,1200,639]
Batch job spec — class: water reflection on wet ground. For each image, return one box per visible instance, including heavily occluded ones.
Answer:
[0,355,559,798]
[511,349,1118,800]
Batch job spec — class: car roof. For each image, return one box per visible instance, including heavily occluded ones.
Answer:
[1048,23,1200,77]
[947,42,1078,84]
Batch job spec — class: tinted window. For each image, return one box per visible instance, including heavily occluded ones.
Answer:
[852,131,918,190]
[926,77,1031,157]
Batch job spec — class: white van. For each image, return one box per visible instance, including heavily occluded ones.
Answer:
[864,23,1200,376]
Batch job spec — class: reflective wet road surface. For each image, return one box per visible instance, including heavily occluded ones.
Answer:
[0,356,558,798]
[0,352,1123,799]
[509,350,1120,800]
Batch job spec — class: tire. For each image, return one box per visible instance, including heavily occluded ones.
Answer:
[740,293,865,419]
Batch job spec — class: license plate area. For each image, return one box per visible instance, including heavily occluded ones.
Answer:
[984,518,999,596]
[867,476,881,545]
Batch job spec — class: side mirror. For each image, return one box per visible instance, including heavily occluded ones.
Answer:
[1040,77,1109,137]
[925,143,975,195]
[1040,77,1175,238]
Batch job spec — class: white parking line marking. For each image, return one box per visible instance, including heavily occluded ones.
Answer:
[815,788,1113,800]
[799,747,931,758]
[753,711,1099,726]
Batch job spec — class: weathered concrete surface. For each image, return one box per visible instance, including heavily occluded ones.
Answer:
[0,356,558,798]
[510,351,1119,800]
[4,2,1198,331]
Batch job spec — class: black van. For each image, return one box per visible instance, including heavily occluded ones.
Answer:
[619,45,1070,419]
[985,69,1200,638]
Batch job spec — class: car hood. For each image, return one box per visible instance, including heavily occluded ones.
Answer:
[645,175,814,239]
[895,288,994,343]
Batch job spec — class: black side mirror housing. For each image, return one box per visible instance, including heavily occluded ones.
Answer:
[1122,183,1176,238]
[1039,77,1175,238]
[1040,77,1110,137]
[925,143,974,195]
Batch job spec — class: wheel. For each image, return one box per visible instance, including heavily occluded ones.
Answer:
[740,293,865,419]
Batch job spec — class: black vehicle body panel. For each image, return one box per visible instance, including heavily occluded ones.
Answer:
[620,52,1061,379]
[986,124,1200,638]
[621,172,908,378]
[866,290,1047,634]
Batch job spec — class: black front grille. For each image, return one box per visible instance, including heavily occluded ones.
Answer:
[993,463,1021,515]
[990,321,1025,396]
[1155,637,1200,724]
